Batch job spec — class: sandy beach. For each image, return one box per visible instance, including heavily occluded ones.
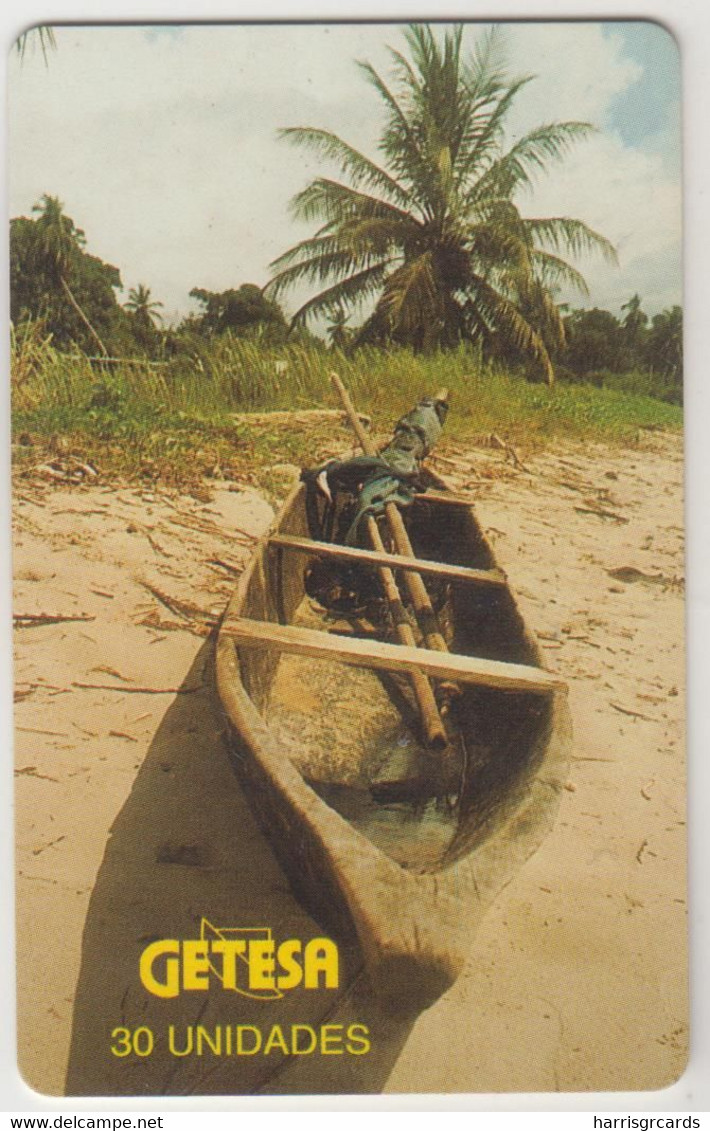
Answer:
[13,428,687,1097]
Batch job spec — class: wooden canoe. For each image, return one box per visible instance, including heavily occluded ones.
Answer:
[215,476,572,1016]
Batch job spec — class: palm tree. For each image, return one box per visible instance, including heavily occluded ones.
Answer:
[125,284,164,329]
[268,24,617,383]
[620,293,648,343]
[31,194,109,356]
[646,306,682,383]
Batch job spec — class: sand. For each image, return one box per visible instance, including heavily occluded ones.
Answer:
[12,430,687,1097]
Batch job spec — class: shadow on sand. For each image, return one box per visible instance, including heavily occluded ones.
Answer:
[65,641,417,1097]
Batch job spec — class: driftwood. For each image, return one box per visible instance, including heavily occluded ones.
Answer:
[138,580,217,624]
[207,557,244,576]
[15,766,59,782]
[488,432,528,472]
[166,510,256,544]
[575,505,629,524]
[16,725,69,737]
[609,700,656,721]
[72,680,203,695]
[90,665,134,682]
[230,408,371,428]
[14,612,96,627]
[32,834,66,856]
[606,565,681,588]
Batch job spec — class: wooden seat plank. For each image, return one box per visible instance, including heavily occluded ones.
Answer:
[268,534,506,587]
[414,491,474,507]
[222,616,566,696]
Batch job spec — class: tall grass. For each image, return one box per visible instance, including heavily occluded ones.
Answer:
[11,328,682,485]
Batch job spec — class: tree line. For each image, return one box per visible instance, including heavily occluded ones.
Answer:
[559,300,682,402]
[9,194,683,403]
[9,196,309,356]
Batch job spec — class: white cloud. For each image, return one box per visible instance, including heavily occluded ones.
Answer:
[8,21,681,323]
[500,23,681,315]
[517,131,682,313]
[505,22,642,132]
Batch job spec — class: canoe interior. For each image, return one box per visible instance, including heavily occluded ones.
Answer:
[233,481,553,876]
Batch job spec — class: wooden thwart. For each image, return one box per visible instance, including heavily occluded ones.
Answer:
[269,533,507,587]
[414,491,475,507]
[224,616,566,695]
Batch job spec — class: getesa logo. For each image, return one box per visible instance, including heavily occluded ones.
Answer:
[139,920,340,999]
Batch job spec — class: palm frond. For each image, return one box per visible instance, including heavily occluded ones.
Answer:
[289,261,397,326]
[357,60,434,213]
[458,75,533,177]
[521,279,566,354]
[339,215,422,256]
[16,26,56,65]
[530,249,590,296]
[269,232,345,274]
[268,239,393,300]
[468,222,530,273]
[467,25,507,87]
[277,127,413,208]
[471,122,597,201]
[466,274,555,383]
[524,216,618,265]
[379,252,440,333]
[290,178,418,228]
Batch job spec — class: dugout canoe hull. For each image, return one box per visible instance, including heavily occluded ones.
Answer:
[215,478,572,1016]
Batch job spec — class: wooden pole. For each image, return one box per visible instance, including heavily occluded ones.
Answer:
[364,516,447,749]
[330,372,450,653]
[325,373,447,747]
[331,373,373,452]
[60,276,109,358]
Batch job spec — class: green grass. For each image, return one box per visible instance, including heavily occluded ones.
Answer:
[11,334,683,490]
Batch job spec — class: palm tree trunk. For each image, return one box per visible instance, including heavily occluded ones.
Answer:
[60,276,109,356]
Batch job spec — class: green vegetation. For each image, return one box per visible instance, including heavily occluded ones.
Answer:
[559,300,682,403]
[187,284,287,339]
[124,284,164,328]
[11,196,143,358]
[12,328,681,490]
[9,23,683,493]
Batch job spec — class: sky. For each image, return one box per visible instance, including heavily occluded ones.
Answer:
[8,20,682,328]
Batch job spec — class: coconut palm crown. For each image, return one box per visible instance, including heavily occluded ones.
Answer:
[125,284,164,328]
[268,24,617,383]
[31,193,109,356]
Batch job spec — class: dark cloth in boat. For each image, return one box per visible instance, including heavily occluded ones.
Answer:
[302,397,449,546]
